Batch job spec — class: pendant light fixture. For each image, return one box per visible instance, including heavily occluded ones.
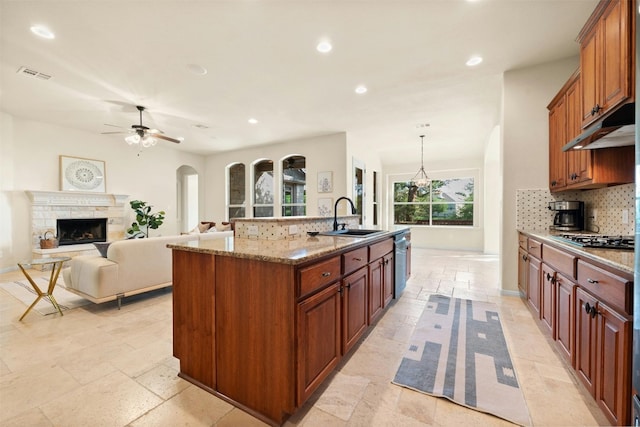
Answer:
[410,134,431,189]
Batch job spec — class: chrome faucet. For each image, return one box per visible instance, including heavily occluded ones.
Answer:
[333,197,357,231]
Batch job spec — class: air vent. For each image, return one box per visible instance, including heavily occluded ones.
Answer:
[16,66,52,80]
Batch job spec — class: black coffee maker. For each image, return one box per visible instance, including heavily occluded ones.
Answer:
[548,201,584,231]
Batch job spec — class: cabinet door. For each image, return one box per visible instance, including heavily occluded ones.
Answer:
[517,248,528,295]
[406,242,411,279]
[599,0,632,115]
[565,75,593,184]
[527,256,541,316]
[595,301,631,426]
[342,267,368,354]
[555,273,575,366]
[580,27,599,126]
[296,282,341,404]
[575,287,598,395]
[548,98,567,190]
[540,264,555,335]
[382,252,394,307]
[368,258,384,324]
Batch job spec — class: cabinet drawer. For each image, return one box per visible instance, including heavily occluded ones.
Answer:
[342,247,368,275]
[527,238,542,259]
[542,244,576,278]
[518,234,528,250]
[369,238,393,261]
[298,256,341,298]
[576,260,632,315]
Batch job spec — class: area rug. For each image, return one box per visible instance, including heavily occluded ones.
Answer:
[392,294,531,426]
[0,278,91,316]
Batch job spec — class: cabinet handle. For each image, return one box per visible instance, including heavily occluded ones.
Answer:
[584,302,598,318]
[522,254,528,261]
[345,282,351,289]
[353,257,363,261]
[321,272,331,277]
[545,272,551,281]
[338,286,343,295]
[587,278,598,284]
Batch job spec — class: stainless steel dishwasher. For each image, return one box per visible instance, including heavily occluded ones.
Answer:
[394,230,408,298]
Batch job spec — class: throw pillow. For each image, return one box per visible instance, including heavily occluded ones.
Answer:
[218,222,232,231]
[94,242,112,258]
[198,222,211,233]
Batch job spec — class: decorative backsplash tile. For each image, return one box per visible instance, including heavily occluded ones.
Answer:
[517,183,635,235]
[234,216,360,240]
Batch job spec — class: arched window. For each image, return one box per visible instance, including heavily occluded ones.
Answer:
[227,163,245,219]
[253,159,274,217]
[282,155,306,216]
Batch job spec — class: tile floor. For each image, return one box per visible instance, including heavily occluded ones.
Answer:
[0,248,610,426]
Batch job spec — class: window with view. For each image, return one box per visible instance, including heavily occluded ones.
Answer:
[393,177,474,226]
[282,155,306,216]
[227,163,245,219]
[253,160,274,217]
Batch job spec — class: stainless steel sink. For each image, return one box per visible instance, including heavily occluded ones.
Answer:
[319,229,383,237]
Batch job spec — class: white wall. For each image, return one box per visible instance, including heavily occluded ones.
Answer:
[483,125,501,254]
[383,156,485,250]
[500,56,579,292]
[203,133,348,222]
[0,113,206,270]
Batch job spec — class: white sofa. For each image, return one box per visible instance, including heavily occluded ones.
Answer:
[62,231,233,307]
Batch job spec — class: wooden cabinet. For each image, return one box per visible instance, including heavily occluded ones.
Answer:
[341,267,368,354]
[548,90,568,190]
[519,232,633,426]
[575,287,632,425]
[517,247,528,295]
[540,263,556,334]
[578,0,635,128]
[527,256,541,316]
[382,252,394,307]
[297,282,341,403]
[556,272,576,365]
[368,239,394,324]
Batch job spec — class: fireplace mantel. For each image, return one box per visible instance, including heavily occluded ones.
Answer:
[26,190,128,207]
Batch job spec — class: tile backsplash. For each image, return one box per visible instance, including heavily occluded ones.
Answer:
[516,183,635,235]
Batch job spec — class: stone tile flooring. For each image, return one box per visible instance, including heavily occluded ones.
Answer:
[0,248,609,426]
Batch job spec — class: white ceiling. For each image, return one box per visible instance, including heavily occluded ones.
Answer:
[0,0,598,165]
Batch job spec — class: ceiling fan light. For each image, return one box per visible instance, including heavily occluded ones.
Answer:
[141,136,157,148]
[125,134,140,145]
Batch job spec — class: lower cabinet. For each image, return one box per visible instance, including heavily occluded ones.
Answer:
[296,282,342,404]
[342,267,369,354]
[555,273,575,365]
[518,232,633,426]
[575,287,632,425]
[527,256,541,316]
[382,252,394,307]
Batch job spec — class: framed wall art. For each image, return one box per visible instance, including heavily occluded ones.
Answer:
[60,155,106,192]
[318,197,333,217]
[317,171,333,193]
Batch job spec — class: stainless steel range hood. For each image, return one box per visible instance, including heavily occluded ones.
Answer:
[562,102,635,151]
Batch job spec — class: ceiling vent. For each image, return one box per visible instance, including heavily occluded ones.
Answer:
[16,66,52,80]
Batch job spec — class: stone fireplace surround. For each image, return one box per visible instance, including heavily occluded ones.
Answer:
[26,191,128,263]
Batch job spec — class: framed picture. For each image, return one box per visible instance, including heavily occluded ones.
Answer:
[318,197,333,217]
[317,171,333,193]
[60,155,106,192]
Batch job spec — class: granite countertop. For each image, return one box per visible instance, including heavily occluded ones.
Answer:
[519,230,634,275]
[168,229,407,265]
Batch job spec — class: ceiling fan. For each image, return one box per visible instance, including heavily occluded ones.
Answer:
[102,105,182,146]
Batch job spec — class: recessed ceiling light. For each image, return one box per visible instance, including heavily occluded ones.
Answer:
[186,64,208,75]
[30,25,55,39]
[316,41,332,53]
[355,85,367,94]
[248,118,258,124]
[466,56,483,67]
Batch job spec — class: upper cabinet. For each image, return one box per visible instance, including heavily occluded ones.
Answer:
[547,0,636,192]
[578,0,635,127]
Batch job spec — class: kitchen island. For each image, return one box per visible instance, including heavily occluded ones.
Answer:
[168,230,404,426]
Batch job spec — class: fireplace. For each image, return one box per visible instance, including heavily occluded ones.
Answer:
[57,218,107,246]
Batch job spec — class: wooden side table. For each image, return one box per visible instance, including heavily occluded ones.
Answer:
[17,257,71,321]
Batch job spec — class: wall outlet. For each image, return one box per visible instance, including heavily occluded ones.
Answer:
[622,209,629,224]
[591,208,597,222]
[247,225,259,236]
[288,225,298,235]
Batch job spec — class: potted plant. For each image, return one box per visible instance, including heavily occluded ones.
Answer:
[126,200,165,238]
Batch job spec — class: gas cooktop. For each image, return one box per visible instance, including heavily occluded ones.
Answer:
[551,234,634,250]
